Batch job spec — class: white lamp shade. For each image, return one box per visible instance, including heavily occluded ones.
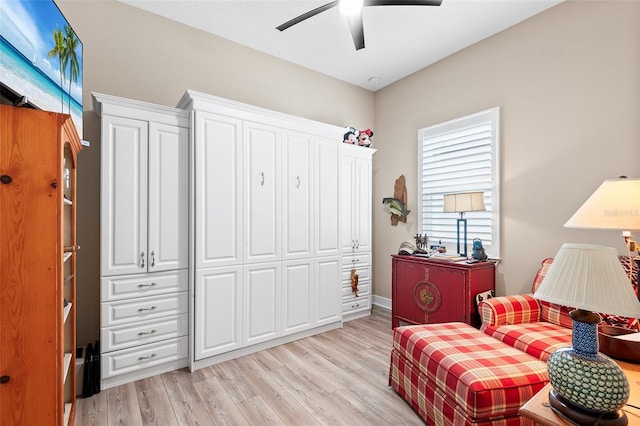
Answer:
[443,192,485,213]
[534,243,640,318]
[565,178,640,230]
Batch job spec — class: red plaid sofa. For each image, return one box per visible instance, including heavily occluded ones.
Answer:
[479,256,639,362]
[389,256,638,425]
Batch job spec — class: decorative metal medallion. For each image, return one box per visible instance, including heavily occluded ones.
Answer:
[413,268,441,313]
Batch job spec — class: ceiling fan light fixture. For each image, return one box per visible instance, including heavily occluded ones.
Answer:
[339,0,364,16]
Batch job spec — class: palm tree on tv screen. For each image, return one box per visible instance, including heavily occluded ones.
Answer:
[48,26,66,113]
[64,25,79,115]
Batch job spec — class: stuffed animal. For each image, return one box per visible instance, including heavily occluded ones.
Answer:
[358,128,373,147]
[343,126,358,144]
[472,238,488,261]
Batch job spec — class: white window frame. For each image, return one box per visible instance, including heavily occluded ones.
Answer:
[417,107,500,259]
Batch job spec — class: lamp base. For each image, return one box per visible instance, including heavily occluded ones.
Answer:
[549,389,627,426]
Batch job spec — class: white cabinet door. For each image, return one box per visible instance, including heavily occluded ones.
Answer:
[282,130,313,260]
[282,259,313,335]
[315,256,342,325]
[101,115,148,276]
[243,262,281,345]
[341,147,373,254]
[244,122,281,264]
[195,111,243,268]
[341,151,356,254]
[148,122,189,272]
[194,266,242,360]
[354,155,372,252]
[315,136,340,257]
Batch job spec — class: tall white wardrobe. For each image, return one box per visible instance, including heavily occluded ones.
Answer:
[94,90,375,383]
[177,90,349,369]
[94,93,190,389]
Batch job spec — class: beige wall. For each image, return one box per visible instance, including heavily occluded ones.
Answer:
[57,0,374,346]
[58,0,640,345]
[372,0,640,300]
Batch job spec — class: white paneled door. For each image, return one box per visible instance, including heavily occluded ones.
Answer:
[101,115,148,277]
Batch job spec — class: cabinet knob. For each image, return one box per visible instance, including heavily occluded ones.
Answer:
[0,375,10,384]
[0,175,12,185]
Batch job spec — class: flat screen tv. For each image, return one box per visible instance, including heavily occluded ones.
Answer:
[0,0,83,137]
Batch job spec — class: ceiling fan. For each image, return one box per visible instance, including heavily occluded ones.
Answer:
[276,0,443,51]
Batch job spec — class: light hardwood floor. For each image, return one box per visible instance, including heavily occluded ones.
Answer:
[75,307,424,425]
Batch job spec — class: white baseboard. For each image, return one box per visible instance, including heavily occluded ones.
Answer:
[372,294,391,311]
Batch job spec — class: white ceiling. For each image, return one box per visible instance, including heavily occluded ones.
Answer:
[117,0,563,91]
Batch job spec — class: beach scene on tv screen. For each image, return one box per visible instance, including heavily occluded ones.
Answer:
[0,0,83,136]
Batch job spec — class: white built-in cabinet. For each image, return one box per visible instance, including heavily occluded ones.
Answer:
[93,93,189,389]
[178,90,344,369]
[341,144,376,321]
[92,89,372,380]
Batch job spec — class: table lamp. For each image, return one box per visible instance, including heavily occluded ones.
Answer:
[443,191,485,257]
[534,243,640,425]
[565,177,640,277]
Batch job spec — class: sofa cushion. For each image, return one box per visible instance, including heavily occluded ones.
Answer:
[483,322,572,362]
[531,256,639,331]
[392,322,549,422]
[478,294,541,331]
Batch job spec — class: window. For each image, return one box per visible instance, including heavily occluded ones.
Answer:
[417,107,500,258]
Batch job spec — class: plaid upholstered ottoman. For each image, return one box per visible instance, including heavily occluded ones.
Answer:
[389,322,549,425]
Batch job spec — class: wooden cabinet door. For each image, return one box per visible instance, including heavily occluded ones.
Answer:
[315,136,340,257]
[424,265,466,323]
[148,122,189,272]
[282,259,313,335]
[194,266,242,360]
[282,130,313,260]
[243,263,281,345]
[243,122,281,264]
[101,115,148,276]
[194,111,243,269]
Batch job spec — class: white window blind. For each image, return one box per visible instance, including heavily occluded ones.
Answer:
[418,107,500,258]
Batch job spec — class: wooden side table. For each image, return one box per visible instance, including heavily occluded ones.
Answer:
[519,360,640,425]
[391,255,495,329]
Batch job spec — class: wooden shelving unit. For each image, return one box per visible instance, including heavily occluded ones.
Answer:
[0,105,82,425]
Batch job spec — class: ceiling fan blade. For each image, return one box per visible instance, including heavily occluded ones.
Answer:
[347,12,365,51]
[276,1,339,31]
[364,0,443,6]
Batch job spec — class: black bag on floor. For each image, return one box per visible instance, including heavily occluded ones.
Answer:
[82,340,101,397]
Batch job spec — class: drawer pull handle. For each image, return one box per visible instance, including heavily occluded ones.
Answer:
[352,303,360,308]
[140,251,145,268]
[137,282,157,288]
[137,354,156,361]
[137,330,157,336]
[137,306,157,313]
[151,250,155,267]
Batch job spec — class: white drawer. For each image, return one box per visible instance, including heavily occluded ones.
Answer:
[342,295,371,313]
[101,314,188,352]
[342,281,370,298]
[101,270,188,301]
[102,291,188,327]
[342,252,371,269]
[101,336,188,379]
[341,265,371,283]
